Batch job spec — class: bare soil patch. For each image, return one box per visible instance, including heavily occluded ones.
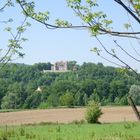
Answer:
[0,106,139,125]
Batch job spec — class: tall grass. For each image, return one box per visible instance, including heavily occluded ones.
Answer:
[0,122,140,140]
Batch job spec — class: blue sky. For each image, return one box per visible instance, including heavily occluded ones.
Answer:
[2,0,140,71]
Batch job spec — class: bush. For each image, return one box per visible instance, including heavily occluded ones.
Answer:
[38,102,48,109]
[85,100,103,123]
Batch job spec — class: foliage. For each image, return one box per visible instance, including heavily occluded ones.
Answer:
[38,102,48,109]
[129,84,140,105]
[0,62,138,109]
[60,91,74,107]
[0,0,31,67]
[85,100,102,123]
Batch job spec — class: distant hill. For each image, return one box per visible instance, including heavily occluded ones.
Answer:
[0,61,139,109]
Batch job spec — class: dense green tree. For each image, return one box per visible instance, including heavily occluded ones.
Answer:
[25,82,38,95]
[46,93,59,107]
[67,61,78,71]
[90,89,100,103]
[0,79,9,108]
[83,94,88,106]
[74,91,85,106]
[1,93,18,109]
[60,91,74,107]
[109,80,128,102]
[52,80,79,95]
[1,82,27,109]
[129,85,140,105]
[80,79,96,97]
[95,79,109,102]
[33,62,52,71]
[24,91,42,108]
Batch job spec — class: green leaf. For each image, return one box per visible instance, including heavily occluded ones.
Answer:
[5,27,12,32]
[124,24,131,30]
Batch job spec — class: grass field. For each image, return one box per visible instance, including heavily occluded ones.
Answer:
[0,122,140,140]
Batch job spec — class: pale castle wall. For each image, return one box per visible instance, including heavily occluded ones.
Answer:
[52,61,67,71]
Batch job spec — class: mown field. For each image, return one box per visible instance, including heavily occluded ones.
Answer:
[0,106,139,125]
[0,122,140,140]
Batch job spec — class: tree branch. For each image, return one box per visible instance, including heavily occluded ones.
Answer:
[17,0,140,39]
[114,40,140,63]
[95,36,140,79]
[0,1,10,11]
[114,0,140,24]
[0,17,27,68]
[129,0,140,17]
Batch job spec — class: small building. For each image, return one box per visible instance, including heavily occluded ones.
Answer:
[36,86,42,92]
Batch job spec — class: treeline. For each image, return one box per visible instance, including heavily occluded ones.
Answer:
[0,61,139,109]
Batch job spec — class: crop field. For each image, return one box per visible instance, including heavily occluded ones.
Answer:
[0,106,139,125]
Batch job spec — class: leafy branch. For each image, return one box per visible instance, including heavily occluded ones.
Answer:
[17,0,140,39]
[0,17,30,68]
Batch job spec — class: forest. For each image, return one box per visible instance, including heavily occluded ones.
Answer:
[0,61,139,109]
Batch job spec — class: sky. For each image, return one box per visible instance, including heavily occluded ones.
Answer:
[1,0,140,71]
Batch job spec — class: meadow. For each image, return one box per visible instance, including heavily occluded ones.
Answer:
[0,122,140,140]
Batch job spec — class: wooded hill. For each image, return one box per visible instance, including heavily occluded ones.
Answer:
[0,61,139,109]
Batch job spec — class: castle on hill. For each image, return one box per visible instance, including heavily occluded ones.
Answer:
[43,61,68,73]
[51,61,67,71]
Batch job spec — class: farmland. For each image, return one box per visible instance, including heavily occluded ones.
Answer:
[0,106,140,140]
[0,106,139,125]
